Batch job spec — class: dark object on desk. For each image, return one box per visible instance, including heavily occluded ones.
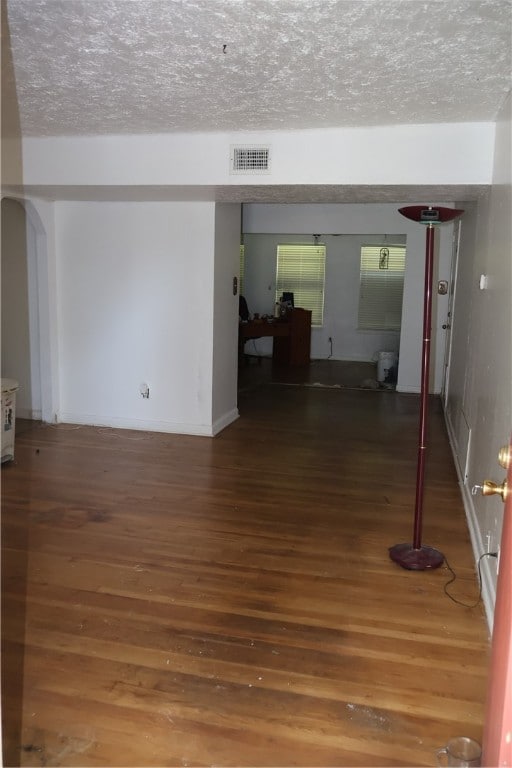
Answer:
[281,292,294,308]
[239,308,311,366]
[239,295,250,321]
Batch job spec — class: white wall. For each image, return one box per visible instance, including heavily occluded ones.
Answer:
[12,122,495,187]
[212,203,241,432]
[55,201,232,435]
[243,203,456,393]
[444,92,512,626]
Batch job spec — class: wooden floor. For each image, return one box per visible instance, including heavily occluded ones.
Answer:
[238,357,382,392]
[2,379,490,767]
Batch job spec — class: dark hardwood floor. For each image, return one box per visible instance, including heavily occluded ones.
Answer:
[238,356,381,391]
[2,373,489,766]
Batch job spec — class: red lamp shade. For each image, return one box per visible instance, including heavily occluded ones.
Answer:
[398,206,465,224]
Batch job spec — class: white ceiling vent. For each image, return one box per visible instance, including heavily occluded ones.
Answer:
[230,145,271,174]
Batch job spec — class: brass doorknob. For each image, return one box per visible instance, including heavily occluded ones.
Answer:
[498,444,512,469]
[482,479,508,501]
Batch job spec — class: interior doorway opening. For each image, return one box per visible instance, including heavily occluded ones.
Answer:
[238,232,406,393]
[1,197,52,423]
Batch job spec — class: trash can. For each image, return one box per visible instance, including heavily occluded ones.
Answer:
[1,378,19,463]
[376,352,398,384]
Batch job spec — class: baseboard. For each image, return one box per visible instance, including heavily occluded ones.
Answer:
[444,405,495,633]
[212,408,239,436]
[59,412,219,438]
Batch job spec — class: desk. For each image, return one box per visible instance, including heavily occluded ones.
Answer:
[239,308,312,366]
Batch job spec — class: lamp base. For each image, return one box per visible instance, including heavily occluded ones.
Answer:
[389,543,444,570]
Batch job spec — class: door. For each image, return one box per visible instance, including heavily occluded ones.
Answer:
[441,220,462,407]
[482,437,512,766]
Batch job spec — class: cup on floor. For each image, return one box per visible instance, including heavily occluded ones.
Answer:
[436,736,481,767]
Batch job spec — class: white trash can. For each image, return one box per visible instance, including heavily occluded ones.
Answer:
[377,352,398,384]
[1,378,19,463]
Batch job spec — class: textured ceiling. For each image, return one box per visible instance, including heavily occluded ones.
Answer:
[3,0,511,138]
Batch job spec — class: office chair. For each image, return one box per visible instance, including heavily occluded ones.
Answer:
[238,295,261,366]
[239,295,250,321]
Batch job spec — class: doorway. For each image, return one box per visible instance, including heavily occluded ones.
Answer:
[1,198,41,419]
[240,232,405,385]
[1,197,54,423]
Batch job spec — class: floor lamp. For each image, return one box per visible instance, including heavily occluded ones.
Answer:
[389,205,464,570]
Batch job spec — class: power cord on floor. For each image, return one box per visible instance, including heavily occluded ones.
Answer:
[443,552,498,608]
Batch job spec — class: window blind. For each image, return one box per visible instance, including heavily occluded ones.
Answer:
[275,244,326,326]
[358,245,406,331]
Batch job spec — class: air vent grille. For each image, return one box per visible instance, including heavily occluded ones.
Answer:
[230,145,271,174]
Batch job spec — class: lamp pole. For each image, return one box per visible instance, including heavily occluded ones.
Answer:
[389,206,464,571]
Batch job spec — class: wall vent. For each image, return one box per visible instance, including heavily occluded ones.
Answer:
[230,145,271,174]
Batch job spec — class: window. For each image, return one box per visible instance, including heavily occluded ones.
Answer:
[275,244,326,326]
[358,244,406,331]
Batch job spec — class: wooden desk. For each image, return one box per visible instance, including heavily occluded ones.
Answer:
[239,308,312,366]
